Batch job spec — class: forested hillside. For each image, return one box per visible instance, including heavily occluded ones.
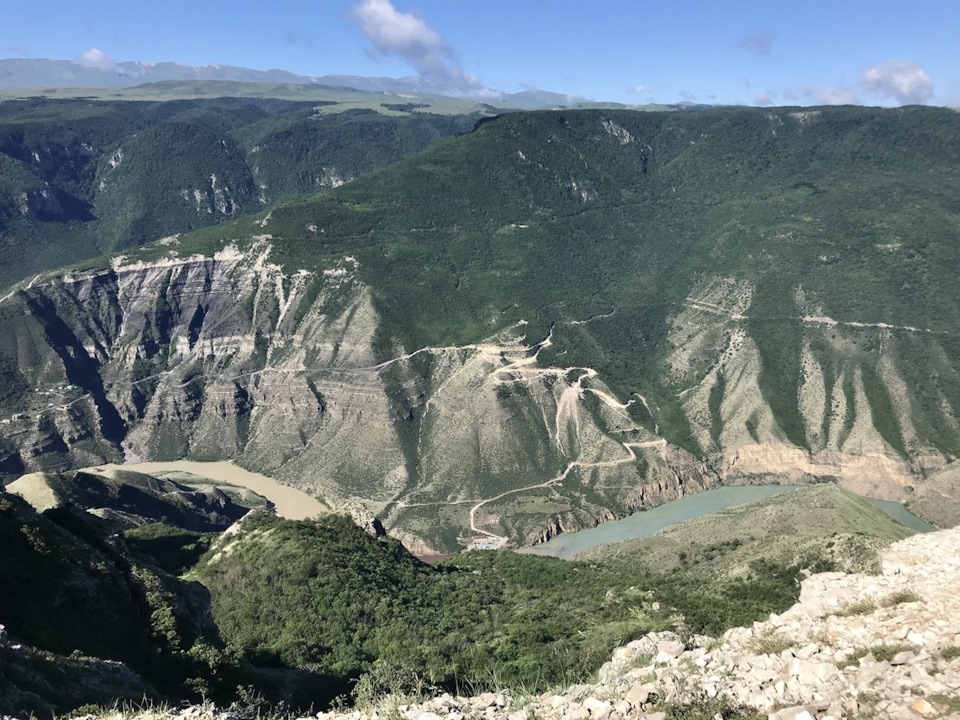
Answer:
[2,102,959,716]
[194,486,905,705]
[0,96,479,285]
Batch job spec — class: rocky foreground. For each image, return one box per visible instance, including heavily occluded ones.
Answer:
[15,526,960,720]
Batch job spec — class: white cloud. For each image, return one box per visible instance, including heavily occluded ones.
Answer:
[349,0,483,92]
[754,91,775,106]
[739,31,775,57]
[76,47,116,70]
[801,85,858,106]
[862,60,933,104]
[631,84,652,95]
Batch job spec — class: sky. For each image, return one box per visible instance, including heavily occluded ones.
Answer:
[2,0,958,107]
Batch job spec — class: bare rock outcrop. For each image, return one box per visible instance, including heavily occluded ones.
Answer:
[586,526,960,720]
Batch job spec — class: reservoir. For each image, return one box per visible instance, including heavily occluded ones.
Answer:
[865,497,936,533]
[524,484,934,560]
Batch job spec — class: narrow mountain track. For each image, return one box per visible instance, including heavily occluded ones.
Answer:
[683,298,949,336]
[468,437,669,543]
[0,274,41,305]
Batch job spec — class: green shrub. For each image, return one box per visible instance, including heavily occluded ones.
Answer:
[941,646,960,661]
[833,598,877,617]
[870,644,907,662]
[882,589,922,606]
[746,630,794,656]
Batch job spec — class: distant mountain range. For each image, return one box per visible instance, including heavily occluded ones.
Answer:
[0,57,576,109]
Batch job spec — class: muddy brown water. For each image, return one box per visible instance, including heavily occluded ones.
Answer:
[91,460,328,520]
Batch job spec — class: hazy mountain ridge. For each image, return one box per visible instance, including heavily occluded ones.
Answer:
[1,106,959,551]
[0,58,577,109]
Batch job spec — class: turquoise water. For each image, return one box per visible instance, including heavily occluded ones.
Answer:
[865,498,937,533]
[527,485,934,560]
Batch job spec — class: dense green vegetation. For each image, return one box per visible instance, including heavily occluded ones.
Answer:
[0,490,242,713]
[195,511,828,706]
[0,486,814,715]
[124,522,215,575]
[0,96,478,285]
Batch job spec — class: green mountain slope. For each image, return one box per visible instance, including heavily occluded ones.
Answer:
[0,488,232,714]
[0,472,920,715]
[0,466,284,717]
[0,97,479,286]
[192,506,837,704]
[1,106,958,550]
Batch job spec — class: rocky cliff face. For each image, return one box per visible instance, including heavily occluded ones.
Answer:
[0,240,954,551]
[565,526,960,720]
[0,245,703,550]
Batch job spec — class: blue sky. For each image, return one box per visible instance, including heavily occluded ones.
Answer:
[2,0,957,106]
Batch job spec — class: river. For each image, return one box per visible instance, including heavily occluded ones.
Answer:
[86,462,935,553]
[523,485,935,560]
[90,460,328,521]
